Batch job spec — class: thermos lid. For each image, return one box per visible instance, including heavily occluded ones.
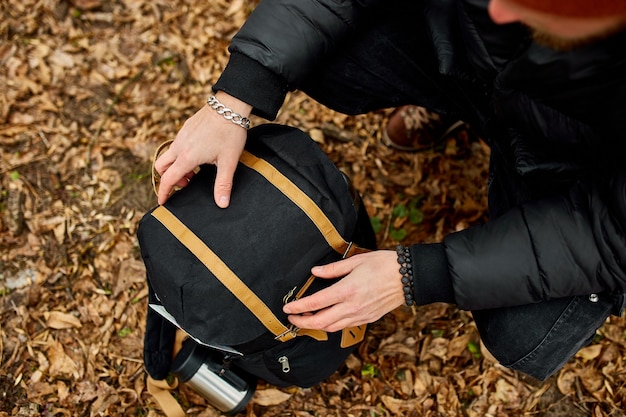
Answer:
[170,339,206,382]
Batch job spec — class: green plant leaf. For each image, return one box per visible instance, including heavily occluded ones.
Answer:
[431,329,444,338]
[389,228,407,241]
[392,203,408,218]
[409,207,424,224]
[370,216,383,234]
[361,363,380,378]
[118,327,132,338]
[467,341,481,358]
[408,196,423,208]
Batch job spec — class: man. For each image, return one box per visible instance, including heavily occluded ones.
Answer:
[154,0,626,380]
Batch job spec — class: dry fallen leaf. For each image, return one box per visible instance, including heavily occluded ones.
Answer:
[46,339,80,379]
[1,1,624,416]
[413,366,433,397]
[381,395,420,415]
[70,0,102,10]
[557,369,578,395]
[252,388,292,406]
[576,344,603,361]
[447,333,472,358]
[579,366,604,394]
[426,337,449,361]
[45,311,83,329]
[492,378,520,406]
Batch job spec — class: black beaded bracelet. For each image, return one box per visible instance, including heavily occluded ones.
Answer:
[396,245,415,306]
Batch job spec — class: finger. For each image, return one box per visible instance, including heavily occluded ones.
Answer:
[213,154,239,208]
[287,305,360,333]
[178,170,196,186]
[173,176,190,188]
[283,258,362,314]
[283,282,347,315]
[154,149,175,176]
[157,162,190,205]
[311,256,360,279]
[286,309,326,330]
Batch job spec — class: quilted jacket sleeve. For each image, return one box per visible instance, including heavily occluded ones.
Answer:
[213,0,386,119]
[431,170,626,310]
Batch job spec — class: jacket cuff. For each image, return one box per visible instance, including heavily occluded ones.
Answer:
[212,53,288,120]
[410,243,456,305]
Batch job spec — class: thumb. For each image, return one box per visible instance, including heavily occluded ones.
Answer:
[212,130,246,209]
[213,146,241,208]
[213,161,236,208]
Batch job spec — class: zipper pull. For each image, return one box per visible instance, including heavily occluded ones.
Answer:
[278,356,291,373]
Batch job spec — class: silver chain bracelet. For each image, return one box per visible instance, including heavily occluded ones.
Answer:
[206,95,251,130]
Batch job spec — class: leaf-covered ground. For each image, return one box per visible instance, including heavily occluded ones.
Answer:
[1,1,625,416]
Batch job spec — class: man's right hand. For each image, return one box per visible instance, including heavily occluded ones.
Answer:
[154,93,252,207]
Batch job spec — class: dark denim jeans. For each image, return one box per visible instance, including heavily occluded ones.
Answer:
[473,294,625,380]
[297,3,626,381]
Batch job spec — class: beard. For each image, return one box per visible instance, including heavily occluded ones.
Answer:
[529,19,626,51]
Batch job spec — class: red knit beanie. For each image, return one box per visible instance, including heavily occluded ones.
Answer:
[511,0,626,17]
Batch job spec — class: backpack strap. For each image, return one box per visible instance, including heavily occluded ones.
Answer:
[239,150,369,345]
[151,140,173,197]
[151,148,368,346]
[146,329,189,417]
[147,377,185,417]
[152,206,327,343]
[239,150,358,257]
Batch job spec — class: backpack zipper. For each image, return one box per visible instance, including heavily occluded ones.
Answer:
[278,356,291,373]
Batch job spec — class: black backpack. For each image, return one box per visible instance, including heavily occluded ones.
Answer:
[138,124,376,414]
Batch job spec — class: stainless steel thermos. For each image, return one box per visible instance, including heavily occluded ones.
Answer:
[171,339,256,415]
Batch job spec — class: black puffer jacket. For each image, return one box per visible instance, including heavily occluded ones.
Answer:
[214,0,626,311]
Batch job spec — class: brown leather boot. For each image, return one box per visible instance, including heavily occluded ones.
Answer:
[382,105,466,152]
